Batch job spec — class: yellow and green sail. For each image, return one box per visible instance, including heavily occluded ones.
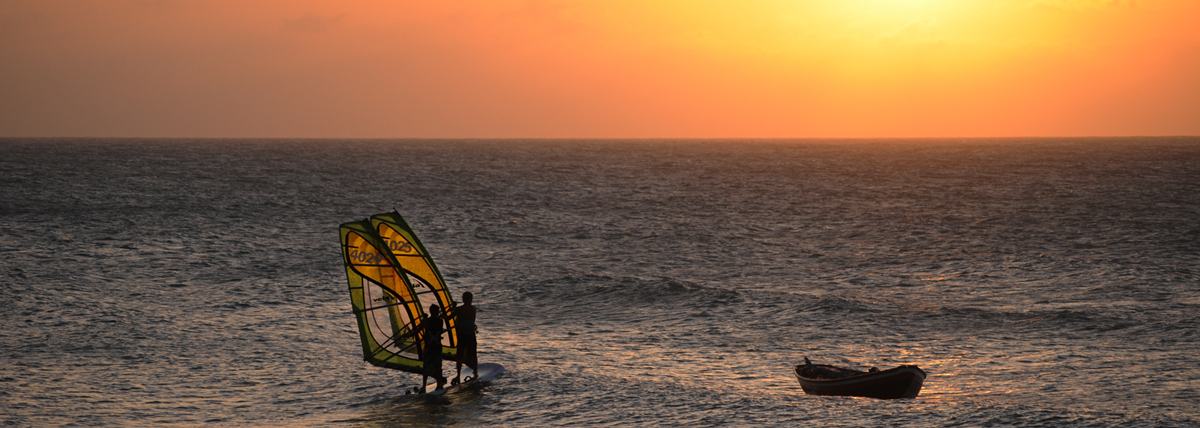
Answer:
[370,211,460,360]
[339,220,431,373]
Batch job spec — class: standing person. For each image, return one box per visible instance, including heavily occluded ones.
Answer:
[421,303,448,391]
[453,291,478,384]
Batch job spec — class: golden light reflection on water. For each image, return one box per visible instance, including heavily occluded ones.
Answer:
[484,328,805,398]
[476,326,1039,406]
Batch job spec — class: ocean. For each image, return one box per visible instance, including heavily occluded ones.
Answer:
[1,138,1197,426]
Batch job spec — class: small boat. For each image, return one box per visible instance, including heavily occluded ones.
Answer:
[794,357,926,399]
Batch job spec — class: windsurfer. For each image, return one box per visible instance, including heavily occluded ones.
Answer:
[422,303,449,390]
[453,291,478,384]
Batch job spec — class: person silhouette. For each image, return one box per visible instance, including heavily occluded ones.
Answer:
[421,303,448,391]
[453,291,478,384]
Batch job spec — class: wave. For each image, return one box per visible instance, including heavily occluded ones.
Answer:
[512,273,743,312]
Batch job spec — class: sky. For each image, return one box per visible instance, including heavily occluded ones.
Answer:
[2,0,1198,138]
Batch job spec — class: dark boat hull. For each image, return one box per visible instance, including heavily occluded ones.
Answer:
[795,364,926,399]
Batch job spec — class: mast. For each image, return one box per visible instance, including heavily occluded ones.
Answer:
[339,219,432,373]
[370,212,459,360]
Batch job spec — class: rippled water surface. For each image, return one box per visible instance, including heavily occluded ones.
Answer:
[2,138,1198,426]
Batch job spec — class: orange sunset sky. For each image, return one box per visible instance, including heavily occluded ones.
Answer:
[2,0,1198,138]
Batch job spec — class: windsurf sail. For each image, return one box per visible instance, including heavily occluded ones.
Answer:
[370,211,459,360]
[339,219,431,373]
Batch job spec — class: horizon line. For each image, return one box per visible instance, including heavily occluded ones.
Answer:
[3,135,1199,141]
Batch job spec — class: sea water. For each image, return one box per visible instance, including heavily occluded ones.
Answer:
[1,138,1197,426]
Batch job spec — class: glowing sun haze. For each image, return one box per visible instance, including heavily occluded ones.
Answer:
[2,0,1198,138]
